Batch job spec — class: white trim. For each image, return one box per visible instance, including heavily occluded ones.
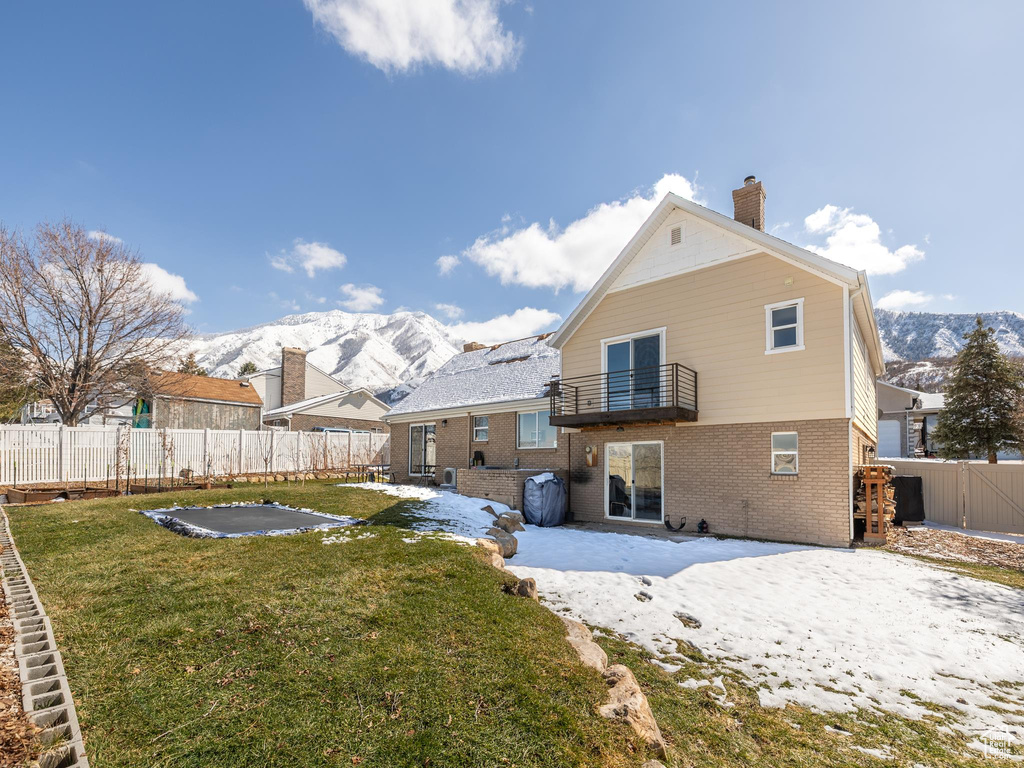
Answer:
[263,387,390,418]
[600,327,668,409]
[384,397,550,424]
[548,192,861,350]
[770,431,799,475]
[843,285,852,418]
[408,422,436,477]
[516,409,557,449]
[764,298,805,355]
[604,440,665,524]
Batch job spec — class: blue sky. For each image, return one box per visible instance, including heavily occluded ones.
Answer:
[2,1,1021,343]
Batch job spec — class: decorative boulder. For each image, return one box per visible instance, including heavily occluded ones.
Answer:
[515,578,538,600]
[494,514,525,534]
[485,528,518,557]
[561,617,608,672]
[600,665,668,758]
[481,504,501,519]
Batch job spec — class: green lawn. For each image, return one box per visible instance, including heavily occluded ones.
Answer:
[7,482,646,768]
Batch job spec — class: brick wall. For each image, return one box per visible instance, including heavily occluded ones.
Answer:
[457,468,568,511]
[731,179,766,231]
[568,418,852,547]
[389,407,570,484]
[281,348,306,406]
[264,413,390,433]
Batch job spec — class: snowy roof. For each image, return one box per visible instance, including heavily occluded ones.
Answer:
[916,392,946,411]
[386,335,559,417]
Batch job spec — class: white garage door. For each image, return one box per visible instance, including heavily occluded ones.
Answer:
[877,420,902,458]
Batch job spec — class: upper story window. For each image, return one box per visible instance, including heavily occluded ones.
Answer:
[518,410,556,449]
[765,298,804,354]
[473,415,489,442]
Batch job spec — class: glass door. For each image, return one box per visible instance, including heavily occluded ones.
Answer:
[604,334,662,410]
[409,424,436,475]
[606,442,663,521]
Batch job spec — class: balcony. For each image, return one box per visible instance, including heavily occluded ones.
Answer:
[548,363,698,428]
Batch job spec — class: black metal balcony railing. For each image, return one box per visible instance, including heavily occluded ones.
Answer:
[548,363,698,428]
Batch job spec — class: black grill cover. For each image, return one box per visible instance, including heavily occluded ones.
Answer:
[892,475,925,523]
[523,474,566,527]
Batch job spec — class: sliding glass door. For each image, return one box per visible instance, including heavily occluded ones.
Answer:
[409,423,436,475]
[606,442,663,522]
[605,333,662,410]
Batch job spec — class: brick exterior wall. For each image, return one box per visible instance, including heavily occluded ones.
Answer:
[568,418,852,547]
[389,408,570,483]
[264,413,389,433]
[731,179,766,231]
[851,422,877,468]
[281,347,306,406]
[456,468,568,511]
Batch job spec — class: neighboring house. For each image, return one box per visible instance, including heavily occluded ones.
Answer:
[543,176,885,547]
[876,380,945,458]
[136,372,263,430]
[383,336,566,506]
[248,347,390,433]
[19,396,134,426]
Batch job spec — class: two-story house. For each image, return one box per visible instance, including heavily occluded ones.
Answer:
[546,177,884,547]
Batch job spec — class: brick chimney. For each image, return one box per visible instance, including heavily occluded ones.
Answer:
[732,175,766,231]
[463,342,486,353]
[280,347,306,406]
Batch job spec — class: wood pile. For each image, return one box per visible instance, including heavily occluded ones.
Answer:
[854,465,896,540]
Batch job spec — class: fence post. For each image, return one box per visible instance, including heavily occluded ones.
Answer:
[270,430,276,474]
[201,428,209,479]
[58,424,66,484]
[347,431,352,470]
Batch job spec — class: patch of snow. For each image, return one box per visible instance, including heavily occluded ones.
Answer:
[528,472,557,484]
[921,522,1024,545]
[678,678,711,689]
[501,524,1024,739]
[850,745,892,758]
[339,482,507,539]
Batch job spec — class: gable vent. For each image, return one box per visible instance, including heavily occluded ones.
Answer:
[670,225,682,246]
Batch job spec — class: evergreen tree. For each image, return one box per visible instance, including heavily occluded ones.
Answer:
[237,360,258,376]
[932,317,1024,463]
[177,352,207,377]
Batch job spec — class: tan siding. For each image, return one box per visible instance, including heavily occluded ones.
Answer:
[562,253,847,425]
[248,370,282,411]
[851,322,878,440]
[305,366,345,400]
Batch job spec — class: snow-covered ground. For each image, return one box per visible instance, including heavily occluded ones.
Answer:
[346,484,1024,740]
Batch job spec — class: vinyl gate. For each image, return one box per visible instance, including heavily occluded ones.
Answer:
[0,425,390,487]
[888,459,1024,535]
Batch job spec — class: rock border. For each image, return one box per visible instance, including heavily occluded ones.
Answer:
[1,507,90,768]
[475,504,669,764]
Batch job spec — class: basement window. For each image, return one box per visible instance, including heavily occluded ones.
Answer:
[765,298,804,354]
[771,432,799,475]
[473,415,489,442]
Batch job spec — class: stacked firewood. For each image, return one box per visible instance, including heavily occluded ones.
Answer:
[853,465,897,536]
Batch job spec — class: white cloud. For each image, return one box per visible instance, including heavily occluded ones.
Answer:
[803,205,924,275]
[87,230,124,245]
[450,174,701,293]
[339,283,385,311]
[139,263,197,303]
[436,254,460,275]
[271,239,347,277]
[876,290,933,311]
[447,307,561,346]
[302,0,521,74]
[433,302,464,319]
[269,292,302,312]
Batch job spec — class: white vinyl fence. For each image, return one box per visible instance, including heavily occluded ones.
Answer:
[0,425,389,487]
[889,459,1024,535]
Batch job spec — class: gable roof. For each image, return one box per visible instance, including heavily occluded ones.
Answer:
[547,192,885,374]
[263,388,389,418]
[246,359,351,391]
[386,335,559,418]
[148,372,264,406]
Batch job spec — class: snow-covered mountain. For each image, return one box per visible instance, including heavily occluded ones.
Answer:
[875,309,1024,392]
[190,310,462,403]
[875,309,1024,361]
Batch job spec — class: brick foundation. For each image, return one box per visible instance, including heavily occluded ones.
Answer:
[568,418,852,547]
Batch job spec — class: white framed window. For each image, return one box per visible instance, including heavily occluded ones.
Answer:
[771,432,799,475]
[517,410,556,449]
[409,423,436,476]
[605,441,664,523]
[473,415,489,442]
[765,298,805,354]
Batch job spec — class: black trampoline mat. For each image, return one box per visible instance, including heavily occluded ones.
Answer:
[167,505,343,534]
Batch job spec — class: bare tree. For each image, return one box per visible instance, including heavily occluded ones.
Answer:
[0,221,191,425]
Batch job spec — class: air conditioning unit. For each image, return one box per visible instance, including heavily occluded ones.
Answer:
[442,467,457,486]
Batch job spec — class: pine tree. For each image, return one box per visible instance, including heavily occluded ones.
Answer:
[177,352,207,377]
[237,360,258,376]
[931,317,1024,463]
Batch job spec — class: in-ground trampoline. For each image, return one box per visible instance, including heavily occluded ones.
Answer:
[140,503,364,538]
